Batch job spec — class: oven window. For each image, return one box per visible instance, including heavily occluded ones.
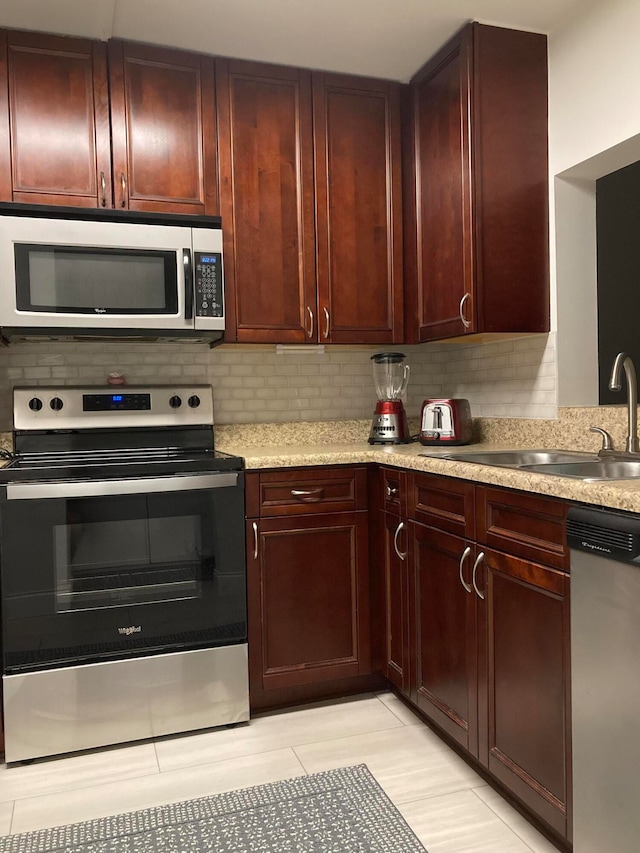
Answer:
[14,245,179,314]
[54,513,204,612]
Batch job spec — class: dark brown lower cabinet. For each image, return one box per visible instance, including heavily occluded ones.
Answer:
[247,511,370,701]
[393,471,571,842]
[412,522,478,755]
[381,511,409,695]
[479,548,571,838]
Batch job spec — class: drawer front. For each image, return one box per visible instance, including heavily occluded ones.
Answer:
[408,472,474,538]
[381,467,406,515]
[476,486,568,569]
[257,467,367,515]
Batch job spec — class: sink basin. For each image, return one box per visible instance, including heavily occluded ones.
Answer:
[432,450,598,467]
[520,460,640,480]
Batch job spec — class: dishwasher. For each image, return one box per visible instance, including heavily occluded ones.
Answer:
[567,505,640,852]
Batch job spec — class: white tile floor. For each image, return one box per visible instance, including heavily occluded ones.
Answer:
[0,691,561,851]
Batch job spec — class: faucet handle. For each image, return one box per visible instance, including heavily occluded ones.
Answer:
[590,425,614,452]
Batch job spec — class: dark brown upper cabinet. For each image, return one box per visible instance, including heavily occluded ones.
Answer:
[313,73,403,344]
[217,60,404,344]
[404,23,550,342]
[216,60,316,344]
[0,30,112,207]
[108,40,217,215]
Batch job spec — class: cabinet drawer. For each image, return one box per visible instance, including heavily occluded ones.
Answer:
[251,467,367,516]
[408,472,474,538]
[381,467,406,515]
[476,486,568,570]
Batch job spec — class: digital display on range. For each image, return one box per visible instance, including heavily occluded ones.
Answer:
[83,393,151,411]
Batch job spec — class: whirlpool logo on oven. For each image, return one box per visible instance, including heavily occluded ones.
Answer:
[118,625,142,636]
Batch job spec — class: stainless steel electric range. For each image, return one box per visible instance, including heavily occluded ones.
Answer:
[0,385,248,763]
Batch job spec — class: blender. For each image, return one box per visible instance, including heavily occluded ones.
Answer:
[368,352,411,444]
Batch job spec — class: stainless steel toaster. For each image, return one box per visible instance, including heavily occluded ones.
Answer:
[419,398,472,446]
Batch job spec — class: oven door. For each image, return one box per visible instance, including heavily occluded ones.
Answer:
[0,471,246,673]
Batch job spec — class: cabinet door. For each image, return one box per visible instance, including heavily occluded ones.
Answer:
[217,59,316,343]
[478,548,570,837]
[108,40,217,215]
[247,512,370,692]
[382,512,409,693]
[313,74,403,343]
[0,29,111,207]
[408,31,474,342]
[413,522,478,753]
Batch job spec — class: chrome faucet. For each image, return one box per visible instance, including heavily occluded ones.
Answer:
[609,352,640,453]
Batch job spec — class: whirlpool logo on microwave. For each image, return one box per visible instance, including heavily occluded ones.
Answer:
[118,625,142,636]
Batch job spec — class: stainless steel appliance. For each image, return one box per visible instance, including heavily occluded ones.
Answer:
[567,506,640,852]
[0,385,248,763]
[368,352,411,445]
[419,398,472,445]
[0,203,224,343]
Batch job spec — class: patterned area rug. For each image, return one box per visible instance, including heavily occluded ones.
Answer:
[0,764,427,852]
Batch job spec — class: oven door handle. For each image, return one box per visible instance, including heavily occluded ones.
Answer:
[5,472,238,501]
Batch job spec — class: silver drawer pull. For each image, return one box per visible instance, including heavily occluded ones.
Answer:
[472,551,485,600]
[459,546,472,593]
[386,484,399,498]
[291,488,324,502]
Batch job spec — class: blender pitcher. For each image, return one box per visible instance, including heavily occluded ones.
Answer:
[368,352,411,444]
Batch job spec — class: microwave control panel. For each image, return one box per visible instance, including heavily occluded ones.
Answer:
[195,253,223,318]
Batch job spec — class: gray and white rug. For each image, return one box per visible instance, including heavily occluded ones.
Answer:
[0,764,427,852]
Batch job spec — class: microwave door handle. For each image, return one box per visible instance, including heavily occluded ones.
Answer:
[5,473,238,501]
[183,249,194,320]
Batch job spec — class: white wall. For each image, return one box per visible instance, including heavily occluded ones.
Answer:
[549,0,640,405]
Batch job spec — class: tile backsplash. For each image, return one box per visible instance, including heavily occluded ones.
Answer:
[0,332,557,430]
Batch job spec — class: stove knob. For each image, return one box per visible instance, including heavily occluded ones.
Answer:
[50,397,64,411]
[28,397,43,412]
[169,395,182,409]
[188,395,201,409]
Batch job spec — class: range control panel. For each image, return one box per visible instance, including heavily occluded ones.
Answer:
[195,252,223,318]
[14,385,214,431]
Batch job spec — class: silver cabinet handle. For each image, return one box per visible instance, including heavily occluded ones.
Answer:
[290,488,323,502]
[323,306,330,339]
[306,306,314,339]
[386,484,398,498]
[472,551,485,600]
[100,171,106,207]
[459,292,471,328]
[252,521,259,560]
[6,472,238,501]
[459,546,472,593]
[120,172,127,208]
[393,521,407,561]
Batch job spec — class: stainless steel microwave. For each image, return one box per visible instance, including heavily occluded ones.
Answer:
[0,205,225,343]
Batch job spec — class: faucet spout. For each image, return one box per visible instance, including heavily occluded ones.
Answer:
[609,352,639,453]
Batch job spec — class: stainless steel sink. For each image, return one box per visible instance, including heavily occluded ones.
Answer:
[520,460,640,480]
[432,450,598,467]
[421,448,640,481]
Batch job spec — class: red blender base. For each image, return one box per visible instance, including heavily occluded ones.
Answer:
[368,400,411,444]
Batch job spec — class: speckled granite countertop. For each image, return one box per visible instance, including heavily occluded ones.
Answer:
[215,438,640,515]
